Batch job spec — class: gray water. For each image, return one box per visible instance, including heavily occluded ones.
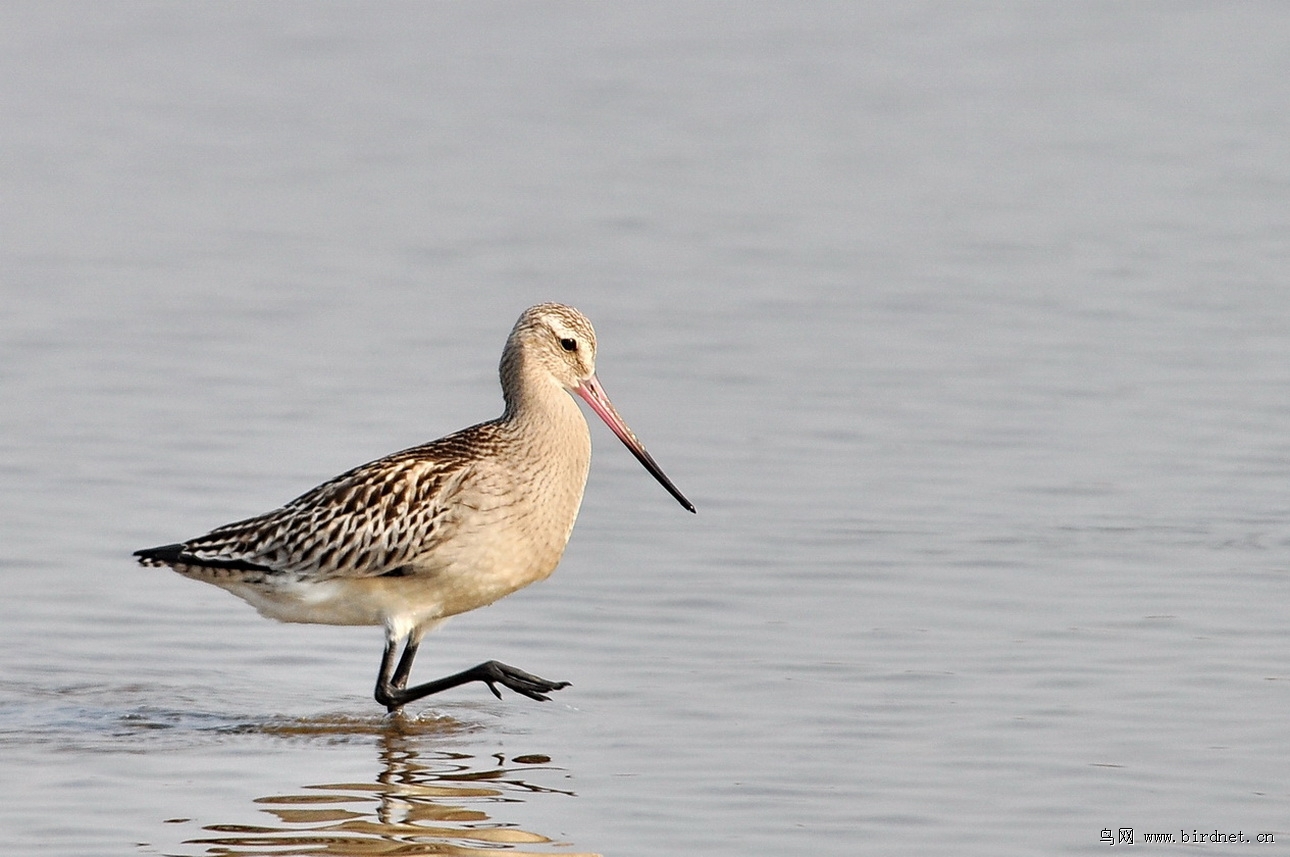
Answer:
[3,3,1290,855]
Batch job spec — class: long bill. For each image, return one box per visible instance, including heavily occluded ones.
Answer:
[575,375,696,513]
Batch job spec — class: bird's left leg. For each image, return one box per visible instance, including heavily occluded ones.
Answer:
[376,627,434,711]
[374,634,408,712]
[391,634,421,691]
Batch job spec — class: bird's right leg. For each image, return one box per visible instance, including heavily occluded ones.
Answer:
[373,632,569,713]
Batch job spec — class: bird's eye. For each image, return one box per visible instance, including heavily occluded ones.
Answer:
[560,337,578,352]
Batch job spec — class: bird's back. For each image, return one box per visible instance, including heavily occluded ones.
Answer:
[136,409,592,628]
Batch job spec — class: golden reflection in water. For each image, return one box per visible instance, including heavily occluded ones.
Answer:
[179,713,599,857]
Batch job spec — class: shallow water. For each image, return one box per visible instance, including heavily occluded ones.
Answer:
[4,3,1290,855]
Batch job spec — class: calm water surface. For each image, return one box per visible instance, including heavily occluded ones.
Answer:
[3,3,1290,855]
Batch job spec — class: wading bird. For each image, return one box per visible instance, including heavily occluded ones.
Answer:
[135,303,694,712]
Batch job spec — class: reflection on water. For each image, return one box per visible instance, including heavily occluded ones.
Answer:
[176,716,598,857]
[0,684,597,855]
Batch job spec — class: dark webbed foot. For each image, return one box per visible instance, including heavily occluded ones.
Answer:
[472,660,571,701]
[375,642,570,712]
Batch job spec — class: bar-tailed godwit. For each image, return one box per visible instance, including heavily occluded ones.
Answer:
[135,303,693,712]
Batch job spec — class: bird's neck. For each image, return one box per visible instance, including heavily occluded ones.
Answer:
[498,362,588,450]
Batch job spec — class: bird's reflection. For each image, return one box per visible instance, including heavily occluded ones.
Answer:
[180,713,598,856]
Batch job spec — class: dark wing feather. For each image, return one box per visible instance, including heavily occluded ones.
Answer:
[139,429,494,579]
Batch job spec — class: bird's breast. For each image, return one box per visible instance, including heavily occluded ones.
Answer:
[384,420,591,619]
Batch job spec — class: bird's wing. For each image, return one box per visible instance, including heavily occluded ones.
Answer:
[156,440,480,580]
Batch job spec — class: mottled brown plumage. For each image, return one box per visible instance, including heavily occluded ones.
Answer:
[136,303,693,711]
